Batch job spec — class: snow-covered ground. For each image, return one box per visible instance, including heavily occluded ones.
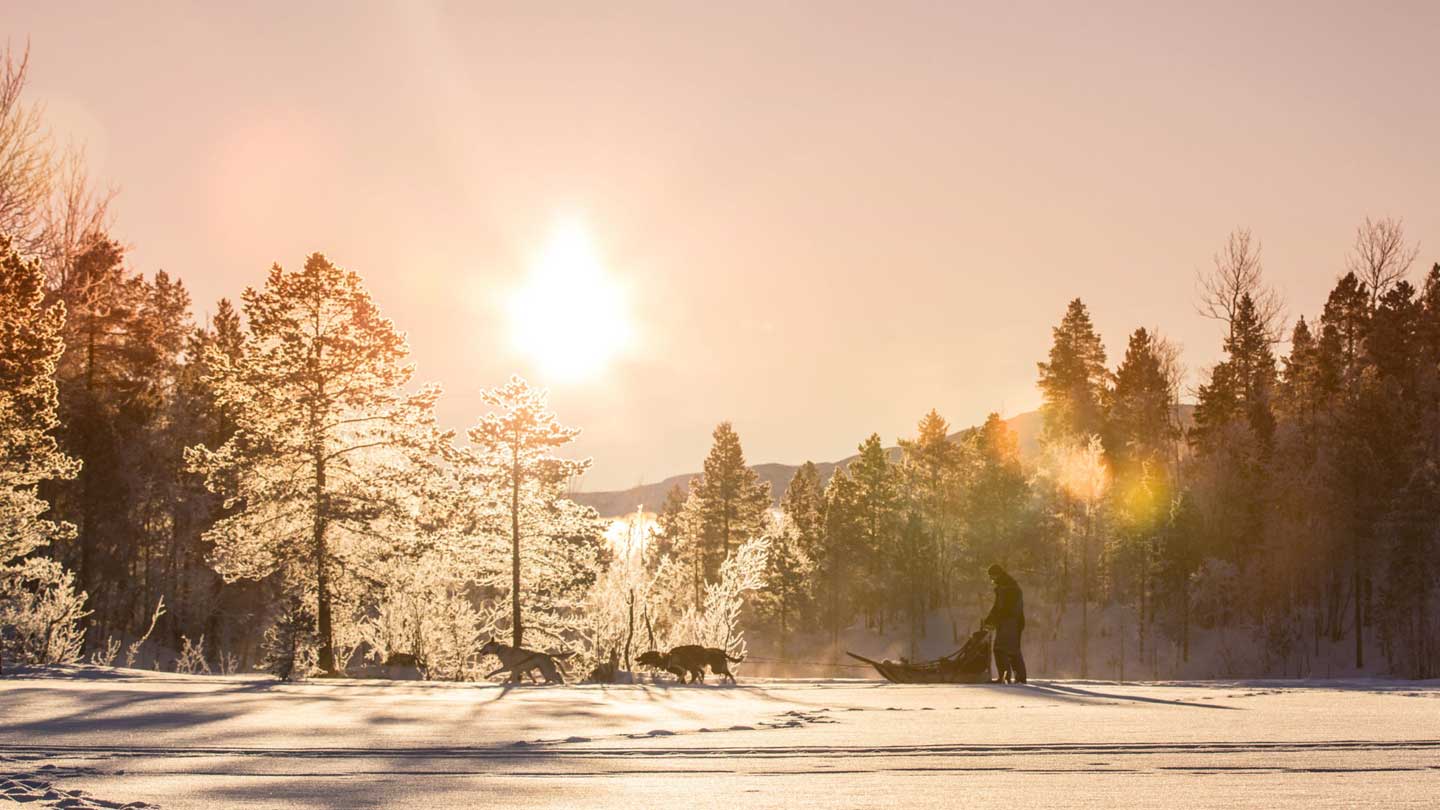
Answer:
[4,668,1438,809]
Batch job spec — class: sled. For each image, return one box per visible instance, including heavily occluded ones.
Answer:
[846,628,992,684]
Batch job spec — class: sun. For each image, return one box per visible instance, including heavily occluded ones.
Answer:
[508,218,633,382]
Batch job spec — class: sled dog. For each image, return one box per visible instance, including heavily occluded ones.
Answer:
[479,639,572,684]
[637,645,744,684]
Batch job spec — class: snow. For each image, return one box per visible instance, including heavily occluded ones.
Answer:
[4,667,1438,809]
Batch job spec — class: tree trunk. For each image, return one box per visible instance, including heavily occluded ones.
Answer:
[511,445,523,648]
[1080,508,1091,678]
[1353,538,1363,669]
[313,448,336,674]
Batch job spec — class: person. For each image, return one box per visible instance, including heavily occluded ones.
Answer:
[982,564,1027,684]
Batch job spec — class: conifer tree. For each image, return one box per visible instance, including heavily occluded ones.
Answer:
[690,422,771,586]
[1038,298,1109,442]
[966,414,1031,578]
[764,462,825,651]
[780,461,825,567]
[816,467,862,650]
[0,233,79,563]
[1106,328,1178,472]
[188,254,446,673]
[898,410,964,608]
[849,433,900,628]
[51,235,145,606]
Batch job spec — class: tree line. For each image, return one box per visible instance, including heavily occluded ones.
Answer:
[706,223,1435,679]
[2,41,1436,680]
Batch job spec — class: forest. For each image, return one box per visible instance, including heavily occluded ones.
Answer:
[2,43,1437,683]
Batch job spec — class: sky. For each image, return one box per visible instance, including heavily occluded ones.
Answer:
[9,1,1440,491]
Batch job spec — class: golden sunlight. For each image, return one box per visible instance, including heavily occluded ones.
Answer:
[508,218,633,382]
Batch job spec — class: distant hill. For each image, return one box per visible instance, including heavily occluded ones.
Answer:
[572,406,1194,517]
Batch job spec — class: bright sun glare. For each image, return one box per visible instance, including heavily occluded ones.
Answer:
[508,218,633,382]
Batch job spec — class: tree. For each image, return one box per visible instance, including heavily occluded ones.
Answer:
[756,510,809,657]
[1196,228,1285,342]
[768,462,826,651]
[849,433,901,629]
[1038,299,1109,442]
[1041,434,1109,677]
[1346,217,1419,309]
[50,235,145,610]
[690,423,771,589]
[780,461,825,560]
[898,410,965,610]
[966,414,1031,587]
[816,467,862,650]
[0,233,79,563]
[460,375,596,648]
[0,46,52,254]
[1106,328,1178,472]
[1194,294,1277,451]
[188,254,446,673]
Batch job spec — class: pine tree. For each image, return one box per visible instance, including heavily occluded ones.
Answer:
[757,510,809,657]
[898,410,964,610]
[848,433,900,629]
[780,461,825,569]
[690,422,771,589]
[767,461,826,651]
[51,235,145,613]
[0,232,79,564]
[0,233,85,673]
[259,597,319,681]
[816,467,862,650]
[966,414,1031,581]
[459,375,599,648]
[188,254,446,673]
[1106,328,1178,473]
[1037,298,1109,442]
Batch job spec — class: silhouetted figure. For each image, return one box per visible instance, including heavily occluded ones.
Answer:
[983,564,1027,683]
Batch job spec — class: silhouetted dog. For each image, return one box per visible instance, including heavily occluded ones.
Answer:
[479,639,571,684]
[637,645,744,684]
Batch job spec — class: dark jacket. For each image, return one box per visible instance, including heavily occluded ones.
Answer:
[984,572,1025,651]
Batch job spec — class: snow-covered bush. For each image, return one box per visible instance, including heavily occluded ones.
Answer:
[0,557,88,668]
[259,601,319,681]
[123,598,165,669]
[360,566,486,681]
[217,649,241,676]
[578,508,663,673]
[90,636,121,667]
[176,634,211,674]
[672,535,771,660]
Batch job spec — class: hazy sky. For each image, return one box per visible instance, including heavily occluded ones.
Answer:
[10,1,1439,490]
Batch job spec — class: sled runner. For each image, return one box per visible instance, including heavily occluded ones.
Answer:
[846,628,992,684]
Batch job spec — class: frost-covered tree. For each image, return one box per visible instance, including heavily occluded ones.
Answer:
[0,232,79,563]
[0,233,86,672]
[456,375,600,648]
[187,254,446,673]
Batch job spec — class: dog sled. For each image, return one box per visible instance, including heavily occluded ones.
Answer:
[846,628,993,684]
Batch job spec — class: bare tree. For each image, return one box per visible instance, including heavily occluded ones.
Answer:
[0,41,113,271]
[1346,216,1419,307]
[40,145,114,283]
[1195,228,1286,343]
[0,42,54,252]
